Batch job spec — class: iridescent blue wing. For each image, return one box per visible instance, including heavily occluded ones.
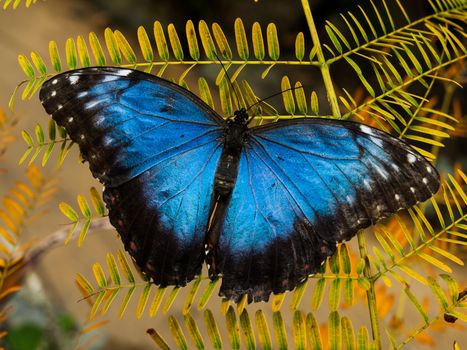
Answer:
[211,118,440,302]
[40,67,224,286]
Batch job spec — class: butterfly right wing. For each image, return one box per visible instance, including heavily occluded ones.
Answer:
[210,118,439,302]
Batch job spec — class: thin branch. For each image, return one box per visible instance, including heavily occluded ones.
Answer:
[358,231,382,349]
[326,5,465,65]
[301,0,342,118]
[342,54,466,120]
[372,214,467,281]
[396,292,467,349]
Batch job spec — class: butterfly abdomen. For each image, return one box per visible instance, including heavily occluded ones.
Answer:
[213,122,247,197]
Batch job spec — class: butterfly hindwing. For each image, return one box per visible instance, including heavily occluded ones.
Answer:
[211,119,439,302]
[104,139,222,285]
[40,67,224,286]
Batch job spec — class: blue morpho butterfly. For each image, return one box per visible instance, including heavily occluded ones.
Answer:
[39,67,440,303]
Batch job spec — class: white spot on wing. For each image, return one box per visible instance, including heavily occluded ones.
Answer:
[77,91,88,98]
[102,75,119,82]
[370,136,383,147]
[391,164,400,171]
[118,69,133,76]
[410,187,415,193]
[373,164,388,180]
[360,125,374,135]
[85,101,99,110]
[51,90,56,97]
[364,179,372,190]
[69,76,79,84]
[427,166,432,173]
[102,136,113,146]
[57,104,63,110]
[407,153,417,164]
[422,177,428,184]
[67,117,73,123]
[51,79,58,85]
[395,194,400,201]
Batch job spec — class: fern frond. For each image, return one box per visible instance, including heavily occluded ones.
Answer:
[148,308,372,350]
[80,245,365,319]
[12,17,327,114]
[19,120,71,166]
[333,3,465,146]
[0,166,57,257]
[325,1,464,64]
[1,0,42,10]
[14,19,305,92]
[0,165,58,319]
[371,169,466,287]
[343,56,462,158]
[58,187,107,246]
[395,274,467,349]
[79,250,235,319]
[0,107,16,158]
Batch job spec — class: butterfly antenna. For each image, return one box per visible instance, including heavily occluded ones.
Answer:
[245,85,304,124]
[213,51,243,115]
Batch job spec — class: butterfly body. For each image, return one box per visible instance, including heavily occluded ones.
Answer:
[39,67,440,302]
[213,117,247,197]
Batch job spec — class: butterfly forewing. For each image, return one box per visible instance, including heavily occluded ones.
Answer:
[39,67,224,187]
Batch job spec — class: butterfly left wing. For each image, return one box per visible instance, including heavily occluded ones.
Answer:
[210,118,440,302]
[39,67,225,286]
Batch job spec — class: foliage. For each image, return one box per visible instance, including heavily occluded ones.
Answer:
[0,108,16,162]
[0,165,59,343]
[7,0,467,349]
[1,0,43,11]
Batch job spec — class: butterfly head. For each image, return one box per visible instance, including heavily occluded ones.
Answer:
[232,108,249,125]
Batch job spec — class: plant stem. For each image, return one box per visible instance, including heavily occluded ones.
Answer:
[431,77,457,160]
[357,231,382,349]
[396,291,467,349]
[341,54,466,119]
[372,214,466,281]
[301,0,342,119]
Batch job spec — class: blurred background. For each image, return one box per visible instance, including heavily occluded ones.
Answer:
[0,0,465,349]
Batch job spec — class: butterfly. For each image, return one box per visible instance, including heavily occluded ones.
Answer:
[39,67,440,302]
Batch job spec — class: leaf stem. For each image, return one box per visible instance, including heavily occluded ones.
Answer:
[396,292,467,349]
[301,0,342,118]
[325,5,464,65]
[431,73,458,160]
[342,54,466,120]
[372,214,467,281]
[357,231,382,349]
